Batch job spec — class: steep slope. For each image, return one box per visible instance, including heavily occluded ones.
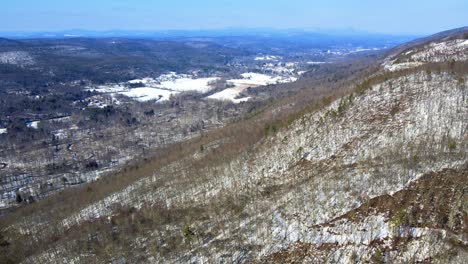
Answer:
[383,27,468,71]
[262,168,467,263]
[1,29,467,263]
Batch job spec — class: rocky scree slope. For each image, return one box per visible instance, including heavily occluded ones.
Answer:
[1,31,467,263]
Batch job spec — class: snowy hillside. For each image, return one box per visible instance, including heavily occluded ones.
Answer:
[1,28,467,264]
[383,38,468,71]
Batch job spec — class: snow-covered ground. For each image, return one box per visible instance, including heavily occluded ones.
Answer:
[383,38,468,71]
[327,50,344,55]
[231,73,277,86]
[26,121,40,129]
[263,63,297,75]
[158,77,218,93]
[307,61,327,65]
[129,72,218,93]
[206,88,251,103]
[90,72,219,103]
[254,55,282,61]
[349,47,383,53]
[128,77,155,85]
[53,130,66,140]
[0,51,35,66]
[237,72,297,85]
[87,94,122,108]
[90,69,300,104]
[50,116,71,123]
[207,73,298,103]
[93,84,127,94]
[384,61,424,71]
[0,128,7,135]
[121,87,178,102]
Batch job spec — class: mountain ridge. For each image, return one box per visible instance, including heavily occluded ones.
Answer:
[0,27,467,263]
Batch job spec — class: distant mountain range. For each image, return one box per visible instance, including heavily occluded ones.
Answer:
[0,28,420,40]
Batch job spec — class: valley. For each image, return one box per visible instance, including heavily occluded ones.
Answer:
[0,32,389,211]
[0,27,466,263]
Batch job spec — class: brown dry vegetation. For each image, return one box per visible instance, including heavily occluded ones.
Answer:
[0,58,377,263]
[260,167,468,264]
[0,57,467,262]
[0,57,380,225]
[327,167,468,234]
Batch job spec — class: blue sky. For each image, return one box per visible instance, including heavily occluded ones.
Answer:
[2,0,467,34]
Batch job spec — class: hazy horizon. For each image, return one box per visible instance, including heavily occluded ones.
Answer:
[2,0,467,35]
[0,27,425,37]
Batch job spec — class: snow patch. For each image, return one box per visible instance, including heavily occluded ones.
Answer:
[207,88,250,103]
[349,47,382,53]
[93,70,299,104]
[92,72,219,103]
[158,77,218,93]
[26,121,40,129]
[384,61,425,72]
[237,72,296,85]
[121,87,178,102]
[130,73,219,93]
[384,38,468,71]
[93,84,127,94]
[255,55,281,61]
[128,78,154,85]
[207,72,297,103]
[0,51,35,66]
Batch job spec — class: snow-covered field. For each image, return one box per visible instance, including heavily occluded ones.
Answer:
[128,72,218,93]
[207,88,250,103]
[90,69,301,104]
[121,87,178,102]
[158,77,218,93]
[235,72,297,86]
[254,55,281,61]
[409,39,468,62]
[91,84,177,103]
[89,72,220,103]
[207,73,298,103]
